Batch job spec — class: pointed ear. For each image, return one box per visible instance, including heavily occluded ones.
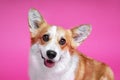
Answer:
[28,8,45,33]
[71,24,92,47]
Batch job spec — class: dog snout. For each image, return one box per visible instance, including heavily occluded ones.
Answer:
[47,50,57,59]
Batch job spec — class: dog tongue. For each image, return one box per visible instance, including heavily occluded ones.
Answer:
[44,60,55,68]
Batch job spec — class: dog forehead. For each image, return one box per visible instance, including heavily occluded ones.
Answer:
[48,26,66,37]
[48,26,57,36]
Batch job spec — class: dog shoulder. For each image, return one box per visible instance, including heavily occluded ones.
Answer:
[99,66,114,80]
[74,52,114,80]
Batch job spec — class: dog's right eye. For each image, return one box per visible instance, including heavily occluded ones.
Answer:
[42,34,49,42]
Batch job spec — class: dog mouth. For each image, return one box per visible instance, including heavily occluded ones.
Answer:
[40,51,55,68]
[44,59,55,68]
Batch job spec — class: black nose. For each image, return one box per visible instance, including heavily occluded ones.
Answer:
[47,50,57,59]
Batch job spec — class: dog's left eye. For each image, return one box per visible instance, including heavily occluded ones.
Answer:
[42,34,49,42]
[59,38,66,45]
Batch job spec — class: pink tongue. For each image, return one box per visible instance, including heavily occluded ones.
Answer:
[44,60,55,68]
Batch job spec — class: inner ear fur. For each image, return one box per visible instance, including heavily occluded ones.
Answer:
[71,24,92,47]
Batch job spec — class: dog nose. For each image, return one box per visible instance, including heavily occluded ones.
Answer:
[47,50,57,59]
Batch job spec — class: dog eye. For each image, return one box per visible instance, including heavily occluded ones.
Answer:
[59,38,66,45]
[42,34,49,42]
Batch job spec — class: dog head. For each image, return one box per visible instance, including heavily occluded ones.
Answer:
[28,8,91,70]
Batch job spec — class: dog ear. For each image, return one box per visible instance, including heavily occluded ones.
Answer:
[71,24,92,47]
[28,8,45,33]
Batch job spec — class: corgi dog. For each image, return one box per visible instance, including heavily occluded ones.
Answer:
[28,8,114,80]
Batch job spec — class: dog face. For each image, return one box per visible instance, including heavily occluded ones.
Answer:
[28,9,91,70]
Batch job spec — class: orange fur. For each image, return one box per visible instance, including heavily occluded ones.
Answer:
[74,52,114,80]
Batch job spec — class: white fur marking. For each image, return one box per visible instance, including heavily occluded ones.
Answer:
[30,43,79,80]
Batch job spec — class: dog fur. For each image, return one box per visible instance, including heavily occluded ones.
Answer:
[28,8,114,80]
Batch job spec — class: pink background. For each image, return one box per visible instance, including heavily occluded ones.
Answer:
[0,0,120,80]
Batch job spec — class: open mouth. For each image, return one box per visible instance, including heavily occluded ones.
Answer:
[40,51,55,68]
[44,59,55,68]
